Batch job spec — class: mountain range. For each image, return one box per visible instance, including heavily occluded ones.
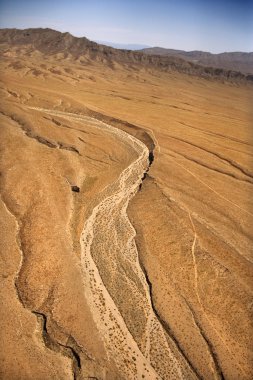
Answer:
[0,28,252,82]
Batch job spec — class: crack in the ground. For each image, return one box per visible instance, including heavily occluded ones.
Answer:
[188,213,245,378]
[167,134,253,179]
[178,121,253,149]
[0,110,80,154]
[180,295,225,380]
[32,311,82,380]
[5,201,81,380]
[165,151,253,217]
[166,146,253,185]
[1,179,82,379]
[139,262,202,380]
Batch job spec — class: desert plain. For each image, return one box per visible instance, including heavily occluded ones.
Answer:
[0,29,253,380]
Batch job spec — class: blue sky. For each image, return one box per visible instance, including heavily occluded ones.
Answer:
[0,0,252,52]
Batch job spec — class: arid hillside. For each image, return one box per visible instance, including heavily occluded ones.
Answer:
[0,28,253,380]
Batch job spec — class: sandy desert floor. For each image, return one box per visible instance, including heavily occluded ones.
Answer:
[0,48,253,379]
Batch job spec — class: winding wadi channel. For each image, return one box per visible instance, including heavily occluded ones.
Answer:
[28,107,194,380]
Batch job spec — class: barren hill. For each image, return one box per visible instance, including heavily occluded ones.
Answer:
[0,28,253,380]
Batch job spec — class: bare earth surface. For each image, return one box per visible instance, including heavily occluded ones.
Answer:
[0,32,253,380]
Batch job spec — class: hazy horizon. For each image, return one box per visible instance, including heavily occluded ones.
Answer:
[0,0,252,53]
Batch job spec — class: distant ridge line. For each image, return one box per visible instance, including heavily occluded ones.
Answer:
[140,47,253,75]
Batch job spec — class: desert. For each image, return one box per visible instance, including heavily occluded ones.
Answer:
[0,26,253,380]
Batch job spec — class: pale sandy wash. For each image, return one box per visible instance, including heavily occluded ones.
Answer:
[79,117,184,380]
